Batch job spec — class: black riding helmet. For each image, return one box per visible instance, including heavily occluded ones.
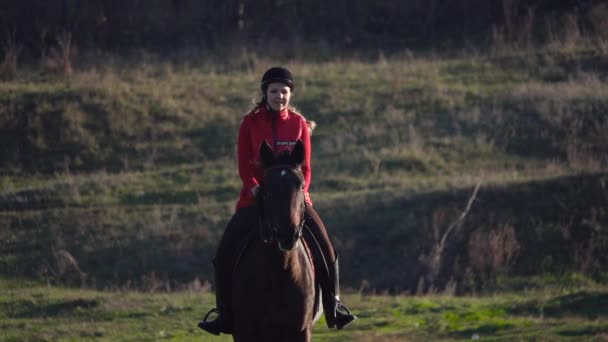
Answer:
[261,67,295,93]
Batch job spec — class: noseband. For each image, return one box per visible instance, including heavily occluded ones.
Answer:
[260,165,306,245]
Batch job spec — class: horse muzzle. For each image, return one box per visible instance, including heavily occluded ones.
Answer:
[277,233,299,251]
[273,222,304,252]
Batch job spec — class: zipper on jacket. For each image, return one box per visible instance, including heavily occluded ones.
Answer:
[272,114,278,152]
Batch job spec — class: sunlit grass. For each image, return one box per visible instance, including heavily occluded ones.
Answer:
[1,47,607,342]
[2,278,607,341]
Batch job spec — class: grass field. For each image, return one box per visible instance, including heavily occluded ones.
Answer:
[1,42,608,340]
[2,277,607,341]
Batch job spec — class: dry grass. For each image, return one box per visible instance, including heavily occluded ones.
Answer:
[1,42,607,295]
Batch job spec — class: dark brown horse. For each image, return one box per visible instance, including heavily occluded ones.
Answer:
[231,140,321,342]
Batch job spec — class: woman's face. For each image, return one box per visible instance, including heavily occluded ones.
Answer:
[265,82,292,112]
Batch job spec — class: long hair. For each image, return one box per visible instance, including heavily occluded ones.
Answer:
[248,98,316,136]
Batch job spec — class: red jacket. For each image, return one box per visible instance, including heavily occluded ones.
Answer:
[236,105,312,210]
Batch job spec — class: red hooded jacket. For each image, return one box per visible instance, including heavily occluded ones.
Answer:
[236,105,312,210]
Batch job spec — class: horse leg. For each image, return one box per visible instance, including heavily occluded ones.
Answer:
[232,329,259,342]
[270,328,310,342]
[283,328,311,342]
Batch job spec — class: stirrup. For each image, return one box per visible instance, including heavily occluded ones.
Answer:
[197,308,222,336]
[336,302,354,316]
[335,302,357,330]
[202,308,219,323]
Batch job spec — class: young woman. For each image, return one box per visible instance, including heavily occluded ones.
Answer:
[198,67,356,335]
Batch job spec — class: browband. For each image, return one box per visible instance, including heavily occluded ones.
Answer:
[263,164,302,174]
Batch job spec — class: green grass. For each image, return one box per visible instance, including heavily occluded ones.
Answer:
[3,48,607,179]
[1,45,608,324]
[1,278,607,341]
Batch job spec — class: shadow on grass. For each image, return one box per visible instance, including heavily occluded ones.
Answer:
[6,298,99,318]
[556,324,608,338]
[120,186,238,205]
[508,291,608,319]
[454,322,514,338]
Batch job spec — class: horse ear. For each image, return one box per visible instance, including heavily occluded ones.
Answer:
[290,140,305,165]
[260,140,275,166]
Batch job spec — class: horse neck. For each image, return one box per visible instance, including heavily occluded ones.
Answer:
[260,241,306,276]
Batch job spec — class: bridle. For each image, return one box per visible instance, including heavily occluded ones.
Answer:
[259,164,306,246]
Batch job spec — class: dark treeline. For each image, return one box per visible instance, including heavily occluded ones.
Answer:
[1,0,607,62]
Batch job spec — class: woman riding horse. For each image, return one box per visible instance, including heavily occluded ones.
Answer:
[198,67,356,335]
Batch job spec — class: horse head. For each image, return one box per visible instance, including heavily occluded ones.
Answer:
[259,140,306,252]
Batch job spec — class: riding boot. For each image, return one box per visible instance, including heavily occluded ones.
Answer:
[322,255,357,330]
[197,259,233,335]
[302,206,357,330]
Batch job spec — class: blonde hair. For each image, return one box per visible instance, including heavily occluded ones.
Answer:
[249,98,316,136]
[306,120,317,136]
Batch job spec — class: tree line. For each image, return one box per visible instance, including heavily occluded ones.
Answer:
[1,0,606,63]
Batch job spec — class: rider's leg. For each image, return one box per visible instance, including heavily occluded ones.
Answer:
[198,206,255,335]
[303,205,357,330]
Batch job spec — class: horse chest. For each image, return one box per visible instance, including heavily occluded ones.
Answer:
[252,254,312,301]
[232,244,315,335]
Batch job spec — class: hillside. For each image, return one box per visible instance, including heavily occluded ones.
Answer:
[1,46,607,293]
